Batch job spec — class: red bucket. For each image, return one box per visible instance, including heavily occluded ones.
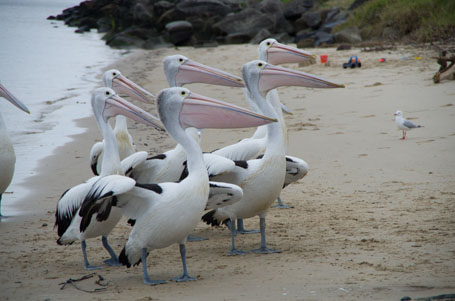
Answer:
[320,54,328,63]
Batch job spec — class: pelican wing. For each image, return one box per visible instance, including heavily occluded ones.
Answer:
[89,142,104,175]
[212,137,265,161]
[121,151,148,176]
[79,175,136,232]
[55,176,99,237]
[284,155,309,187]
[206,182,243,210]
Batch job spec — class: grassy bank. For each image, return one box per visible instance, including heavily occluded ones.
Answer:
[339,0,455,42]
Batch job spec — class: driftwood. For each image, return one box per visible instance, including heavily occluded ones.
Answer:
[433,51,455,83]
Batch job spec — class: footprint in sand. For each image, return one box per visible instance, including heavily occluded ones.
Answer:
[361,114,376,118]
[441,103,453,107]
[416,139,435,144]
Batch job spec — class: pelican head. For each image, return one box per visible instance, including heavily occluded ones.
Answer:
[0,83,30,114]
[258,38,316,65]
[103,69,155,104]
[157,87,276,133]
[91,87,162,131]
[163,55,245,88]
[242,60,345,95]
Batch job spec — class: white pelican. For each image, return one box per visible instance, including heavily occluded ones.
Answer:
[79,87,276,285]
[202,60,344,255]
[90,69,154,175]
[55,87,162,270]
[394,110,422,140]
[0,83,30,218]
[131,55,243,184]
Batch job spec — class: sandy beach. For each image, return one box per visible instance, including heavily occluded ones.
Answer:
[1,43,454,300]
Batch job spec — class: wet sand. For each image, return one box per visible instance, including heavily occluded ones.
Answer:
[1,44,454,300]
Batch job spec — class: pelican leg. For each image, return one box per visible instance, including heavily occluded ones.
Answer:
[187,234,208,242]
[0,194,4,219]
[101,236,121,266]
[236,219,259,234]
[272,195,292,209]
[226,219,248,256]
[251,217,281,254]
[142,248,167,286]
[81,240,102,270]
[172,244,196,282]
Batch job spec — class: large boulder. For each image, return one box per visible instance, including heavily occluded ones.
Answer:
[176,0,232,17]
[132,1,155,25]
[313,30,334,46]
[296,11,322,31]
[256,0,294,34]
[320,8,348,33]
[214,8,275,37]
[165,20,193,45]
[334,27,362,43]
[282,0,314,20]
[250,28,272,44]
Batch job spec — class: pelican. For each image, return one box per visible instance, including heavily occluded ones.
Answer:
[394,110,422,140]
[0,83,30,218]
[211,39,315,231]
[202,60,344,255]
[90,69,155,175]
[131,55,243,184]
[79,87,276,285]
[55,87,162,270]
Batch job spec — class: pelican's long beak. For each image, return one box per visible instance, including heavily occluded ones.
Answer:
[177,60,245,88]
[267,42,316,65]
[104,94,163,131]
[112,75,155,104]
[259,64,345,93]
[179,92,277,129]
[0,83,30,114]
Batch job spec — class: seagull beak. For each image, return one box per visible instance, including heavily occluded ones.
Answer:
[177,59,245,88]
[0,83,30,114]
[112,74,155,104]
[267,42,316,65]
[104,94,163,131]
[259,64,345,93]
[179,92,277,129]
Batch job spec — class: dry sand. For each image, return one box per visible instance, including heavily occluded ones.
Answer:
[1,43,454,300]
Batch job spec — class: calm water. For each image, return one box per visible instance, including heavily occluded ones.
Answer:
[0,0,123,215]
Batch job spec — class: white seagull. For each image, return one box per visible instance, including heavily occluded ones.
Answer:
[202,60,344,255]
[90,69,154,175]
[394,110,422,140]
[55,87,162,270]
[79,87,276,285]
[0,83,30,218]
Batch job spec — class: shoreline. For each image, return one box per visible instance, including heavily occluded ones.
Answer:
[1,43,454,300]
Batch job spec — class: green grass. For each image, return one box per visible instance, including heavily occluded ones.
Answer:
[338,0,455,42]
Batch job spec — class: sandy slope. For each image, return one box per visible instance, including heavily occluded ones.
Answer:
[1,43,454,300]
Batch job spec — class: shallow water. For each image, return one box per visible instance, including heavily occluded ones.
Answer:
[0,0,123,216]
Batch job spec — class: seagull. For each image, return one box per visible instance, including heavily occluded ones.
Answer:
[0,83,30,218]
[90,69,154,175]
[55,87,162,270]
[394,110,422,140]
[79,87,276,285]
[202,60,344,255]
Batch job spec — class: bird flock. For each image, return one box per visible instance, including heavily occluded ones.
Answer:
[0,38,423,285]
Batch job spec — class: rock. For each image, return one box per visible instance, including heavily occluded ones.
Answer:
[250,28,272,44]
[214,8,274,37]
[257,0,294,34]
[187,16,218,43]
[156,8,187,30]
[272,32,294,44]
[176,0,232,17]
[165,20,193,45]
[320,9,348,32]
[336,44,352,50]
[225,32,251,44]
[97,16,113,33]
[296,37,315,49]
[132,2,155,25]
[296,11,322,31]
[143,36,174,49]
[75,25,91,33]
[334,27,362,43]
[313,31,334,46]
[282,0,313,20]
[106,32,145,48]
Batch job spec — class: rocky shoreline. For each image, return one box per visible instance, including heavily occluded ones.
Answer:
[48,0,365,49]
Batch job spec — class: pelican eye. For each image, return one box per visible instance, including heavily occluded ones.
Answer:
[266,41,271,46]
[179,58,184,63]
[113,72,117,76]
[257,62,264,67]
[180,90,186,96]
[105,91,110,96]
